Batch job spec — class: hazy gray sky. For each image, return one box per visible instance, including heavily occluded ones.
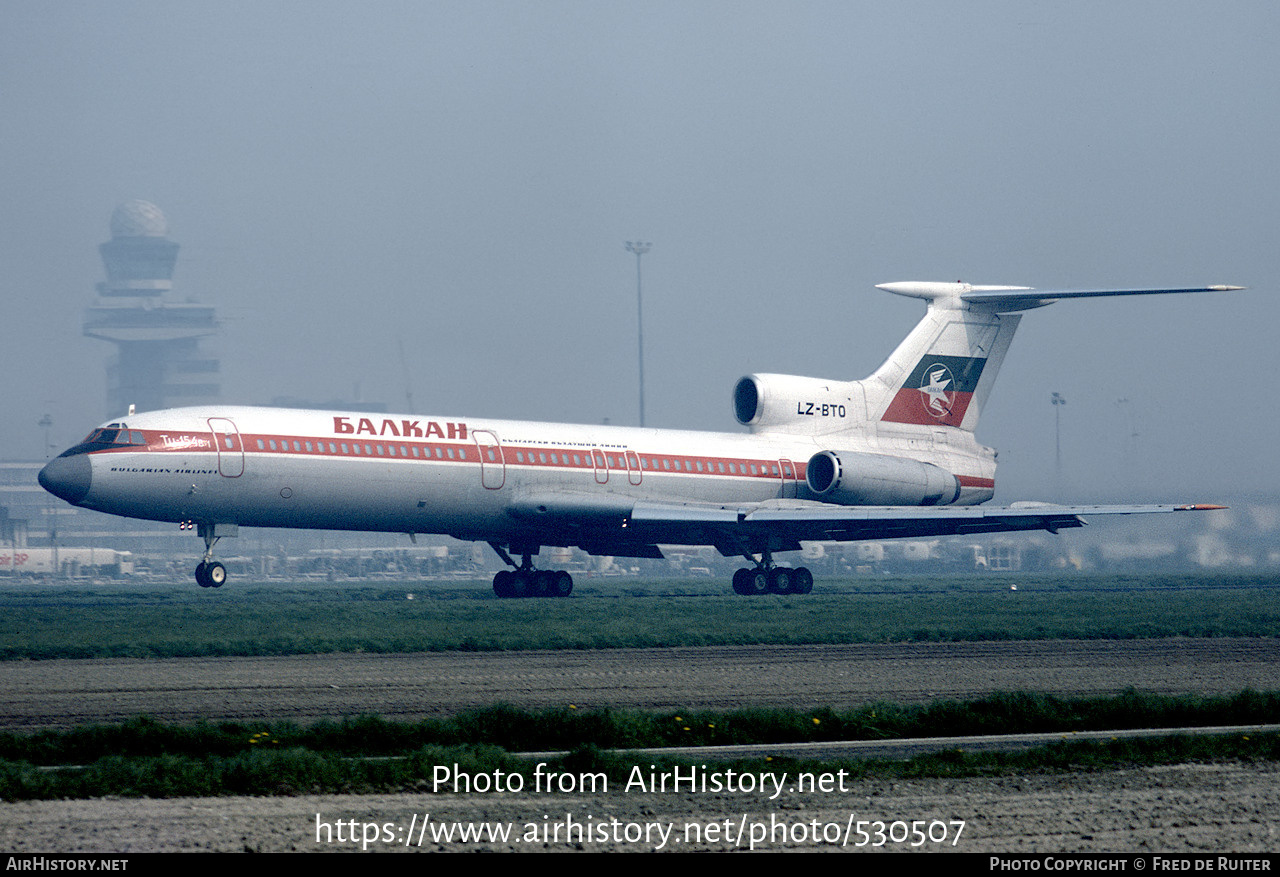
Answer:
[2,1,1276,504]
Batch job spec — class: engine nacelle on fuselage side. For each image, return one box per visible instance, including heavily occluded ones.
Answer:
[733,374,865,435]
[805,449,962,506]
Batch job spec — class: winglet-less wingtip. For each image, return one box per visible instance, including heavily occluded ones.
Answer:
[1176,504,1229,511]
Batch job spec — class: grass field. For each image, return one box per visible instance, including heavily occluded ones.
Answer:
[1,572,1278,799]
[2,694,1278,801]
[0,571,1276,660]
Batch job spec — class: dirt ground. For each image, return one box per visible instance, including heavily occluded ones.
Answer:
[1,639,1277,852]
[3,638,1279,729]
[1,762,1276,852]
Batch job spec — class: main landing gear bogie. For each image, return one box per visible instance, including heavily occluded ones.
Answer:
[488,542,574,599]
[732,565,813,596]
[492,568,574,599]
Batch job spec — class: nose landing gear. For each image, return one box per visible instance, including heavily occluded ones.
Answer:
[195,560,227,588]
[191,523,237,588]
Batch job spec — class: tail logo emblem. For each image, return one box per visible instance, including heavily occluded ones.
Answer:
[920,363,955,417]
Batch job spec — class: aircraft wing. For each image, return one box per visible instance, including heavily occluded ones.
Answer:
[624,499,1224,558]
[503,491,1223,558]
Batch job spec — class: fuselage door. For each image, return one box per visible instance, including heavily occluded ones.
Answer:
[778,458,797,498]
[625,450,642,486]
[591,448,609,484]
[207,418,244,478]
[472,430,506,490]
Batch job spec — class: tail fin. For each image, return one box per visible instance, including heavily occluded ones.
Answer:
[861,282,1241,434]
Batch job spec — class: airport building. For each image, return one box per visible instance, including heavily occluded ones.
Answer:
[83,200,220,418]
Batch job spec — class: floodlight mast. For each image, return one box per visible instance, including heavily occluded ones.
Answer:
[625,241,652,427]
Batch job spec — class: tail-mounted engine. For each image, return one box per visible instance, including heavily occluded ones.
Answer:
[733,374,862,435]
[806,449,961,506]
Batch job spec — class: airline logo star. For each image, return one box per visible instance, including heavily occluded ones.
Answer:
[920,363,955,417]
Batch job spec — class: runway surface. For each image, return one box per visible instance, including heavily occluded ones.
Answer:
[2,637,1278,729]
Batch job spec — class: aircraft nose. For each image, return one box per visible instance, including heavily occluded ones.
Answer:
[38,455,92,505]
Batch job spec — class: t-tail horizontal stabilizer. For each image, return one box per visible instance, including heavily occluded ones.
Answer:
[877,281,1244,311]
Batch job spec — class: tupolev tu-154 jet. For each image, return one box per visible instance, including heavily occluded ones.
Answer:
[39,280,1240,594]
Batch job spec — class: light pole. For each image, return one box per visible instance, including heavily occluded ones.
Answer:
[1051,392,1066,498]
[625,241,652,427]
[38,414,56,578]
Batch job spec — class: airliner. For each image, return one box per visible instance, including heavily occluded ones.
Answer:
[39,281,1238,594]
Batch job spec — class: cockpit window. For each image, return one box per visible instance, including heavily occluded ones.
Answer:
[59,427,147,457]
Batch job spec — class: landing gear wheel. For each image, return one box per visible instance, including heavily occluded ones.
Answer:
[205,562,226,588]
[792,567,814,594]
[194,561,226,588]
[768,567,793,594]
[532,570,555,598]
[548,571,574,597]
[493,570,514,598]
[736,568,768,596]
[507,570,532,599]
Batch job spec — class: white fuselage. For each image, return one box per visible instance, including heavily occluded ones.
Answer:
[67,404,995,546]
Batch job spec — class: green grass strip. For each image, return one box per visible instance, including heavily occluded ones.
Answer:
[1,573,1278,659]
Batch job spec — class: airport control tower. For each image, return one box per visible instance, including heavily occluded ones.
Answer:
[83,201,220,416]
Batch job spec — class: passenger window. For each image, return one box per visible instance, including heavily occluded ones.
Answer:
[294,441,302,452]
[488,449,497,461]
[257,439,265,450]
[340,443,349,453]
[539,453,547,463]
